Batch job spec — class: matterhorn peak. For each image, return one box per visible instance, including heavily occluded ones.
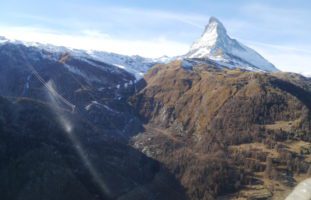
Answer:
[185,17,278,72]
[189,17,228,53]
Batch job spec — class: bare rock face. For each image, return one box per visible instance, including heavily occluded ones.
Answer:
[131,61,311,199]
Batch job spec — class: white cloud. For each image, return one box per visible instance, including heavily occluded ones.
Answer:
[0,26,189,58]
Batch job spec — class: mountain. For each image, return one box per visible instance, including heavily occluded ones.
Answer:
[1,18,310,200]
[184,17,278,72]
[0,40,137,132]
[131,61,311,199]
[0,38,188,200]
[0,36,160,79]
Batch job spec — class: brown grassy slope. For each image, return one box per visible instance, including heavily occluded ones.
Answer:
[130,61,311,200]
[133,61,310,140]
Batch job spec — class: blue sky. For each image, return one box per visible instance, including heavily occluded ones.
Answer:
[0,0,311,75]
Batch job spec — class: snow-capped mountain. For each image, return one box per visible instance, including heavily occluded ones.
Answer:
[184,17,278,72]
[0,36,160,79]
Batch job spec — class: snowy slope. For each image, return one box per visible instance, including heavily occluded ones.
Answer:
[0,36,161,79]
[184,17,278,72]
[84,51,156,79]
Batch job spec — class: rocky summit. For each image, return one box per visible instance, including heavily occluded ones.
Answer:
[184,17,278,72]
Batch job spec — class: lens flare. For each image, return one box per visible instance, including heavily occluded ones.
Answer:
[45,80,111,197]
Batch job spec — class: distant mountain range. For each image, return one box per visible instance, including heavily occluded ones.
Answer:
[0,36,167,79]
[1,17,279,79]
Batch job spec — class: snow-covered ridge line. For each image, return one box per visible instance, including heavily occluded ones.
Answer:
[0,35,171,79]
[2,17,279,77]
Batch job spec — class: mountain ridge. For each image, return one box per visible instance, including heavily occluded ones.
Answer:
[0,36,167,79]
[1,17,279,78]
[131,60,311,199]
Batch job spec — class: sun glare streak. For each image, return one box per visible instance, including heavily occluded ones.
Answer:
[45,80,111,197]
